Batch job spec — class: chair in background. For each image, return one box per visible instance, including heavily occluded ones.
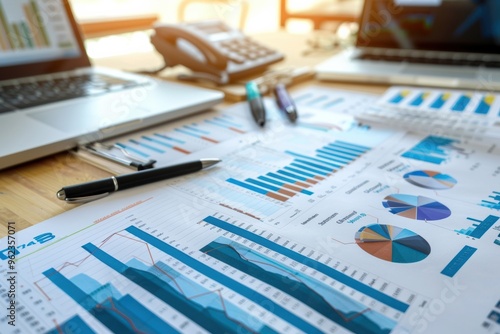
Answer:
[280,0,363,30]
[177,0,249,31]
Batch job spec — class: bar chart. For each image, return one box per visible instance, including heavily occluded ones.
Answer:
[108,112,252,166]
[43,270,180,333]
[201,236,397,334]
[440,245,477,278]
[455,215,499,239]
[380,87,500,118]
[401,135,459,164]
[202,215,413,333]
[479,191,500,210]
[0,0,50,51]
[226,140,370,203]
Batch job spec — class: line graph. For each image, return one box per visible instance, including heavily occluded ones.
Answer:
[201,237,396,334]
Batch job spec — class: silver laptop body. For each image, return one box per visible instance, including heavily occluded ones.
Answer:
[316,0,500,91]
[0,0,223,170]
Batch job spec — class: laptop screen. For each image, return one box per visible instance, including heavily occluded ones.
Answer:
[357,0,500,54]
[0,0,89,80]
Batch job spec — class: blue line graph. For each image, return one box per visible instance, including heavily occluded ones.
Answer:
[201,237,396,334]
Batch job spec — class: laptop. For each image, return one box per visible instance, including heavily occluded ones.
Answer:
[316,0,500,90]
[0,0,223,170]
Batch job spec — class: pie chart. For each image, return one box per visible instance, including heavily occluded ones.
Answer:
[355,224,431,263]
[403,170,457,190]
[382,194,451,221]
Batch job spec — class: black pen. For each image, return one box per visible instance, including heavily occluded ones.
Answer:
[274,83,298,122]
[245,81,266,126]
[56,158,221,203]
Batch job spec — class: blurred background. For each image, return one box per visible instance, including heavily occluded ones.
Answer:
[70,0,362,58]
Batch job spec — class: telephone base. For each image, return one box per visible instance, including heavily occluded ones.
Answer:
[177,71,230,86]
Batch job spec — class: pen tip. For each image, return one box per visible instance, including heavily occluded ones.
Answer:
[200,158,221,169]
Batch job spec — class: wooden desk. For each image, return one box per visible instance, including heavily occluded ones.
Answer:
[0,31,387,238]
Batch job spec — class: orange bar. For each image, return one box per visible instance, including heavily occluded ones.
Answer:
[277,189,295,197]
[201,136,219,144]
[266,192,288,202]
[283,184,303,192]
[305,179,318,185]
[0,27,7,50]
[229,127,246,134]
[173,146,191,154]
[314,175,325,181]
[23,4,42,48]
[294,181,311,188]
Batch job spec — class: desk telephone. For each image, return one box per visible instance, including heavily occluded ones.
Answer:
[150,20,285,85]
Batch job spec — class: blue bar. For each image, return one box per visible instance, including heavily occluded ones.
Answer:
[430,94,447,109]
[277,170,308,182]
[227,178,268,195]
[401,152,446,164]
[322,98,344,108]
[307,95,328,106]
[334,140,370,152]
[258,176,313,195]
[125,226,322,334]
[495,239,500,246]
[45,315,96,334]
[475,98,491,115]
[284,166,315,178]
[290,163,329,176]
[389,92,406,104]
[456,216,499,239]
[204,216,410,313]
[142,136,174,149]
[154,133,185,144]
[451,95,470,112]
[294,159,335,172]
[316,149,353,163]
[285,151,341,169]
[441,246,477,277]
[316,153,348,166]
[211,116,243,128]
[43,268,94,309]
[129,139,165,154]
[43,268,178,334]
[410,93,426,106]
[184,124,210,134]
[115,142,149,158]
[323,145,360,158]
[175,128,202,138]
[246,178,289,195]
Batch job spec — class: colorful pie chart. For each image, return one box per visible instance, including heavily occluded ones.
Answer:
[355,224,431,263]
[383,194,451,221]
[403,170,457,190]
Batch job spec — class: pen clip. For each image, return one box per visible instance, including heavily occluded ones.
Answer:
[84,143,156,170]
[62,192,111,203]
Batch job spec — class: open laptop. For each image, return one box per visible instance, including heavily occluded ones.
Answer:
[316,0,500,90]
[0,0,223,170]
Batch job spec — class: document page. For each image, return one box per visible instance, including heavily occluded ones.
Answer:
[1,88,499,334]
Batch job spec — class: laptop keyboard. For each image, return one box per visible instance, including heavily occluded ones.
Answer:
[0,73,144,113]
[359,53,500,68]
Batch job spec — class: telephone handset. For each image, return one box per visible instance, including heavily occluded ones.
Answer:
[150,20,284,85]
